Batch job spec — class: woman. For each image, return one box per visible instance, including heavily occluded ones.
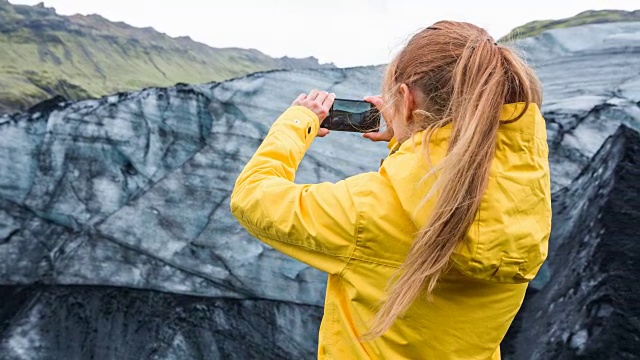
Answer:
[230,21,551,359]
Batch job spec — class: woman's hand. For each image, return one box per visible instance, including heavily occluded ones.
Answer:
[292,90,335,138]
[363,95,394,142]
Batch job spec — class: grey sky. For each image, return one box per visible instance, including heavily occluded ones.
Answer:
[9,0,639,67]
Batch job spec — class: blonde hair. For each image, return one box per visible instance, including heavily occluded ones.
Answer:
[363,21,542,340]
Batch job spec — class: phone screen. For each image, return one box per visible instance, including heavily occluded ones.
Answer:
[321,99,380,133]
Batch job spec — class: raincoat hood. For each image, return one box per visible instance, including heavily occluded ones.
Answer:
[382,102,551,283]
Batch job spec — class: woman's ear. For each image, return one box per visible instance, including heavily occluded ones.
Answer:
[400,83,416,123]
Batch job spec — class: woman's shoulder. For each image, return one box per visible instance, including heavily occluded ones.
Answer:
[499,102,547,141]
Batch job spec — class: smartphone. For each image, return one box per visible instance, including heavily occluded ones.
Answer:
[321,98,381,133]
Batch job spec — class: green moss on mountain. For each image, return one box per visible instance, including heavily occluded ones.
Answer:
[0,0,333,113]
[500,9,640,42]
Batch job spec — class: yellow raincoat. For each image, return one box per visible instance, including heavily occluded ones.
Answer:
[230,103,551,359]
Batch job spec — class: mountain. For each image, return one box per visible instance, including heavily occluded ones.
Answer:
[500,9,640,41]
[0,0,333,114]
[0,67,385,359]
[0,21,639,359]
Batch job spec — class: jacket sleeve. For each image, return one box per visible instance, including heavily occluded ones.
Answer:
[229,106,358,275]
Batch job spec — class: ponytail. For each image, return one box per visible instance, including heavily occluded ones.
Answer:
[363,21,541,340]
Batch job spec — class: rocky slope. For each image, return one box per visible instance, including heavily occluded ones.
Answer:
[500,9,640,41]
[504,126,640,360]
[515,21,640,192]
[0,0,333,114]
[0,22,639,359]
